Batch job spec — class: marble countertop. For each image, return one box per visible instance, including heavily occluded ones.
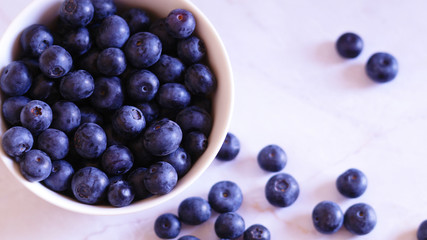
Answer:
[1,0,427,239]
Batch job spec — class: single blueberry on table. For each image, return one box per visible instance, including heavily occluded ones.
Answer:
[417,220,427,240]
[244,224,271,240]
[39,45,73,79]
[79,106,104,125]
[96,47,127,76]
[160,147,191,178]
[344,203,377,235]
[20,24,53,57]
[149,18,177,54]
[177,36,206,64]
[28,74,58,102]
[74,123,107,159]
[60,70,94,101]
[51,101,81,133]
[101,145,134,176]
[96,15,130,49]
[150,55,185,84]
[336,32,363,59]
[43,160,74,192]
[208,180,243,213]
[216,132,240,161]
[135,101,159,124]
[71,166,109,204]
[112,105,145,138]
[183,131,208,159]
[122,8,150,34]
[178,196,211,225]
[59,0,94,27]
[144,161,178,195]
[336,168,368,198]
[143,118,183,156]
[124,32,162,69]
[107,178,134,207]
[175,106,212,136]
[154,213,181,239]
[185,63,216,97]
[366,52,398,83]
[20,149,52,182]
[91,0,116,23]
[178,236,200,240]
[37,128,69,160]
[214,212,245,239]
[0,61,32,96]
[127,167,152,200]
[2,96,30,126]
[90,76,124,110]
[20,100,53,134]
[257,144,287,172]
[2,126,34,158]
[60,27,92,56]
[165,9,196,39]
[265,173,299,207]
[157,83,191,110]
[126,70,159,102]
[312,201,344,234]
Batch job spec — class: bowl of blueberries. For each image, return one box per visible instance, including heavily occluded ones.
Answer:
[0,0,233,215]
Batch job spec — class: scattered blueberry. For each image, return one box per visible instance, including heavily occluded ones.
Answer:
[175,106,212,136]
[151,55,185,84]
[208,180,243,213]
[20,149,52,182]
[2,96,30,125]
[257,144,287,172]
[37,128,69,160]
[39,45,73,78]
[101,145,134,176]
[2,126,34,158]
[366,52,398,83]
[59,70,95,101]
[177,36,206,64]
[126,70,159,102]
[265,173,299,207]
[96,47,127,76]
[124,32,162,68]
[312,201,343,234]
[143,118,183,156]
[43,160,74,192]
[107,178,134,207]
[71,166,109,204]
[51,101,81,133]
[244,224,271,240]
[336,32,363,58]
[165,9,196,39]
[154,213,181,239]
[417,220,427,240]
[74,123,107,159]
[96,15,130,49]
[20,100,53,134]
[144,161,178,195]
[214,212,245,239]
[59,0,94,27]
[185,63,216,97]
[160,147,191,178]
[90,76,124,110]
[178,196,211,225]
[183,131,208,159]
[0,61,32,96]
[216,132,240,161]
[344,203,377,235]
[20,24,53,57]
[122,8,150,34]
[336,168,368,198]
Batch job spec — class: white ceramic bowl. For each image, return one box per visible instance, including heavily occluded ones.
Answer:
[0,0,233,215]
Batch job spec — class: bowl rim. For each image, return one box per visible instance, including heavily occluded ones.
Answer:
[0,0,234,215]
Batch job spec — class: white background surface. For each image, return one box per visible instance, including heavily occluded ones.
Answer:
[1,0,427,239]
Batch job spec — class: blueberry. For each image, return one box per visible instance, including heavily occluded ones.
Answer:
[122,8,150,34]
[336,168,368,198]
[20,149,52,182]
[107,178,134,207]
[160,147,191,178]
[178,196,211,225]
[91,0,116,22]
[165,9,196,39]
[2,96,30,125]
[60,70,94,101]
[216,132,240,161]
[51,101,81,133]
[265,173,299,207]
[124,32,162,68]
[143,118,182,156]
[185,63,216,97]
[177,36,206,64]
[127,167,152,200]
[74,123,107,159]
[178,236,200,240]
[151,55,185,84]
[128,135,157,167]
[71,166,109,204]
[101,145,133,175]
[97,47,126,76]
[336,32,363,58]
[154,213,181,239]
[157,83,191,109]
[208,180,243,213]
[39,45,73,79]
[43,160,74,192]
[312,201,343,234]
[90,76,124,110]
[0,61,32,96]
[104,124,128,146]
[20,100,53,134]
[417,220,427,240]
[78,48,100,76]
[112,105,145,138]
[79,106,103,125]
[96,15,129,49]
[28,74,58,102]
[144,161,178,195]
[2,126,33,158]
[214,212,245,239]
[19,57,41,77]
[37,128,69,160]
[183,131,208,159]
[20,24,53,57]
[244,224,271,240]
[59,0,94,27]
[149,18,177,54]
[60,27,92,56]
[176,106,212,136]
[257,144,287,172]
[135,101,159,124]
[126,70,159,102]
[344,203,377,235]
[366,52,398,83]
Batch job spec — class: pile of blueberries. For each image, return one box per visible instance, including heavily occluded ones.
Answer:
[0,0,216,207]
